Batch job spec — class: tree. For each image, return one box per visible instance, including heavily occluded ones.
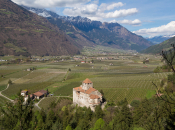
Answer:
[8,79,12,84]
[95,105,103,119]
[0,90,34,129]
[114,99,133,130]
[65,125,72,130]
[153,44,175,129]
[45,109,56,129]
[130,100,140,108]
[84,107,93,121]
[93,118,105,130]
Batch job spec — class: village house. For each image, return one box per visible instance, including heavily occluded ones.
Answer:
[73,78,103,111]
[27,68,31,71]
[21,89,48,101]
[33,90,48,99]
[21,90,34,103]
[21,90,28,96]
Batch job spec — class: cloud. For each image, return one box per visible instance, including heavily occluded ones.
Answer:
[111,19,141,26]
[133,21,175,37]
[12,0,139,24]
[105,8,138,18]
[12,0,91,8]
[99,2,124,11]
[63,2,138,20]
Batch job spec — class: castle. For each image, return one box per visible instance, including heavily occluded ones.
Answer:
[73,78,103,111]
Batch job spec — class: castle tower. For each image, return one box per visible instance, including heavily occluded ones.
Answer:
[82,78,93,90]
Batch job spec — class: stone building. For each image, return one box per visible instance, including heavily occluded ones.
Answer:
[73,78,103,111]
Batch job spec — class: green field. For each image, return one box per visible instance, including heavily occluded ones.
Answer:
[0,54,168,104]
[38,97,58,110]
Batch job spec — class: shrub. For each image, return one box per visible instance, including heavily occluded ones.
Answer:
[8,79,12,84]
[130,100,140,108]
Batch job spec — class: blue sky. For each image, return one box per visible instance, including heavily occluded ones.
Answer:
[12,0,175,37]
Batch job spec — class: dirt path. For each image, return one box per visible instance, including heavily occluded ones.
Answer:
[34,97,45,110]
[0,84,14,102]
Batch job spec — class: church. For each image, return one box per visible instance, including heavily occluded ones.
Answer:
[73,78,103,111]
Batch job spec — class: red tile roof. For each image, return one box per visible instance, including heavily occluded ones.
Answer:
[83,78,92,83]
[73,87,85,93]
[85,87,97,94]
[90,94,100,99]
[38,90,47,94]
[73,86,82,91]
[33,92,44,97]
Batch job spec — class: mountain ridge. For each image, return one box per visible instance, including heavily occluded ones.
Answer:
[0,0,80,56]
[145,35,174,44]
[21,5,153,52]
[141,36,175,54]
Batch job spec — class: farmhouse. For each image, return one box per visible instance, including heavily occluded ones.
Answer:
[73,78,103,111]
[21,89,48,100]
[33,90,48,99]
[21,90,28,96]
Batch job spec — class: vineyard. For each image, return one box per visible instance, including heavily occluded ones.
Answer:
[39,97,58,110]
[52,72,171,103]
[0,54,168,105]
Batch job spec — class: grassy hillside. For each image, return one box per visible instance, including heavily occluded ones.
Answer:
[141,36,175,54]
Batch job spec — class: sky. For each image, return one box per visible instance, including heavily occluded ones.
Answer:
[12,0,175,38]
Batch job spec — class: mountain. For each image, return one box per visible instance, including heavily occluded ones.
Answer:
[141,36,175,54]
[145,36,173,44]
[0,0,80,56]
[21,5,153,52]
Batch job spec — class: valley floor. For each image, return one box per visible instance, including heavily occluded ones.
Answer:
[0,54,165,107]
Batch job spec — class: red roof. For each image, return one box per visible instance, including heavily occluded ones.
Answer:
[90,94,100,99]
[83,78,92,84]
[33,92,44,97]
[38,90,47,94]
[85,87,97,94]
[73,87,85,93]
[74,86,82,91]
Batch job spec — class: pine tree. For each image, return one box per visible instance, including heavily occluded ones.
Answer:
[45,109,56,129]
[0,90,34,129]
[85,107,93,121]
[114,100,133,130]
[95,105,103,119]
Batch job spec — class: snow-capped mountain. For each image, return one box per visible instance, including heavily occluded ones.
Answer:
[21,5,92,23]
[145,35,174,44]
[21,5,153,52]
[21,5,60,18]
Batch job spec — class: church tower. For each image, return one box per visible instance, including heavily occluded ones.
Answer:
[82,78,93,90]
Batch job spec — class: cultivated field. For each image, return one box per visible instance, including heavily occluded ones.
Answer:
[0,54,168,104]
